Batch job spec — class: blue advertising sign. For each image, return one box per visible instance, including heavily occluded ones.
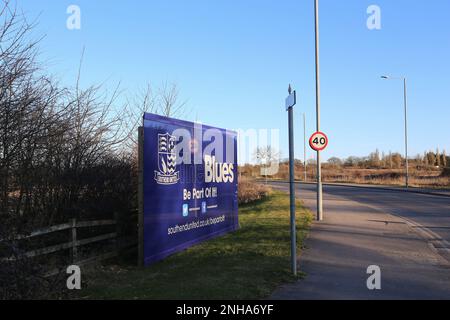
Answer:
[142,113,239,266]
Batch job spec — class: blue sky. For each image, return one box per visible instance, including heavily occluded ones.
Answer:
[20,0,450,161]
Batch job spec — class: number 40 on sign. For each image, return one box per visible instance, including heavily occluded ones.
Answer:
[309,132,329,152]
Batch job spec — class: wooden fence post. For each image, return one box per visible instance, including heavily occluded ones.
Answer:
[71,218,78,264]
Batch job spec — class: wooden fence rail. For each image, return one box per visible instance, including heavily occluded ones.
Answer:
[1,217,126,266]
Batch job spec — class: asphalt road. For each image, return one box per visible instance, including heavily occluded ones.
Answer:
[270,182,450,300]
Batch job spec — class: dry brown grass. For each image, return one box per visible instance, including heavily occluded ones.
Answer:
[320,168,450,188]
[241,164,450,189]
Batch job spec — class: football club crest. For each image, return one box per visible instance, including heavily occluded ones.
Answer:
[155,133,180,185]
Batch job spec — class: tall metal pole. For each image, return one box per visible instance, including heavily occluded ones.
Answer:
[288,105,297,276]
[303,113,307,182]
[314,0,323,221]
[381,75,410,189]
[403,78,409,189]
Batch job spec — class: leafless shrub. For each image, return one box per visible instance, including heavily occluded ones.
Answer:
[238,178,271,205]
[0,0,192,298]
[0,2,137,298]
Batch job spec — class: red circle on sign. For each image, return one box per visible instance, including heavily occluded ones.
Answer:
[309,132,329,151]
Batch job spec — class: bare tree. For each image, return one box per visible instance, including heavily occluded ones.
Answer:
[0,1,191,299]
[443,150,447,168]
[0,1,73,298]
[158,82,187,118]
[121,81,188,155]
[436,148,441,167]
[254,146,280,184]
[328,157,342,167]
[121,83,158,151]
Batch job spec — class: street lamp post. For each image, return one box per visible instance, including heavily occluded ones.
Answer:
[381,75,409,189]
[314,0,323,220]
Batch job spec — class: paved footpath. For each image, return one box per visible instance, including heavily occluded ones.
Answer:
[270,183,450,300]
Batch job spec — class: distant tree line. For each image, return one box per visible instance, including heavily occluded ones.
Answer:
[327,149,448,169]
[240,147,449,182]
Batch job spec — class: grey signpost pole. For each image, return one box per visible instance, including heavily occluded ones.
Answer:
[314,0,323,221]
[286,85,297,276]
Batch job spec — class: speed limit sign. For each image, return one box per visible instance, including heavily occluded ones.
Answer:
[309,132,329,151]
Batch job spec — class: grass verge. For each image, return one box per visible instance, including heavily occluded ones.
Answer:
[75,191,312,300]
